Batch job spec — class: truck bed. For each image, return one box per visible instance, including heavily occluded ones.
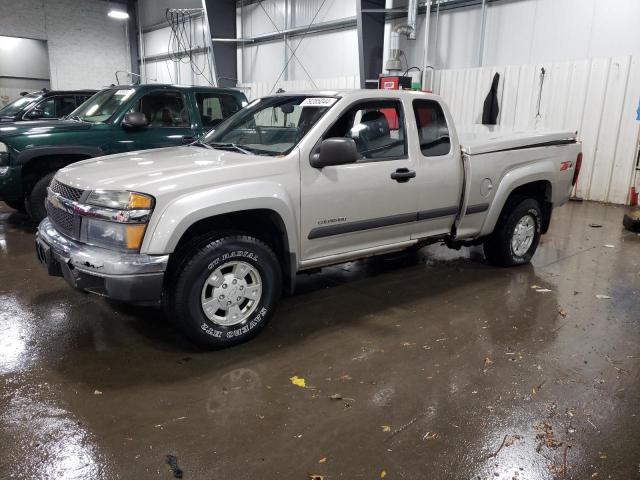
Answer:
[457,125,577,155]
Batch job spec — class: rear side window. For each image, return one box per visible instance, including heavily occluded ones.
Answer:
[413,100,451,156]
[58,96,77,117]
[195,93,241,128]
[325,100,407,161]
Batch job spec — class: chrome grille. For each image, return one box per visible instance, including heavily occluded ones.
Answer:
[50,179,84,202]
[46,202,75,237]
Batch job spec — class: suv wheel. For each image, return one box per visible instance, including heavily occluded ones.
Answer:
[165,233,282,349]
[483,196,542,267]
[4,199,26,213]
[25,172,55,224]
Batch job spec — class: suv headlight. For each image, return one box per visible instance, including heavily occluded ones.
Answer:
[0,142,8,172]
[80,190,154,252]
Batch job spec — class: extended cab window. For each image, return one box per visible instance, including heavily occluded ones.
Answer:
[137,91,189,128]
[325,100,406,160]
[196,93,240,128]
[413,100,451,156]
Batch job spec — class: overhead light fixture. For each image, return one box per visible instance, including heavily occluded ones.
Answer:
[108,9,130,20]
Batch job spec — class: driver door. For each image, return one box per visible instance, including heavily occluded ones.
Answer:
[300,99,419,261]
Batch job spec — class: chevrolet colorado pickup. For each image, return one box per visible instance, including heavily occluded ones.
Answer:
[35,89,582,348]
[0,84,246,222]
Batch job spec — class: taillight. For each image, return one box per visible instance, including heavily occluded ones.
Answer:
[572,153,582,186]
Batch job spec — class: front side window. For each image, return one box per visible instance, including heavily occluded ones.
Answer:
[195,93,241,128]
[413,100,451,156]
[57,96,77,117]
[33,97,56,118]
[324,100,407,160]
[137,91,189,128]
[204,95,336,156]
[69,88,136,123]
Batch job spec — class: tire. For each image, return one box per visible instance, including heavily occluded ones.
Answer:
[25,172,55,224]
[4,199,25,212]
[165,233,282,349]
[483,196,542,267]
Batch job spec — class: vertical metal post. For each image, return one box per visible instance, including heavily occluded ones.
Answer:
[356,0,386,89]
[478,0,487,67]
[201,0,218,86]
[421,0,431,90]
[137,0,146,82]
[284,0,289,81]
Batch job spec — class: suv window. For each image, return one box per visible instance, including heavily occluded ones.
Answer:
[137,91,189,128]
[325,100,406,160]
[57,96,77,117]
[195,93,240,128]
[413,100,451,156]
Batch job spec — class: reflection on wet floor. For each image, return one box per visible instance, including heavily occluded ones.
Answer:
[0,201,638,479]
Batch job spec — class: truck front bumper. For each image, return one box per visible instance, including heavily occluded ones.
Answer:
[35,218,169,304]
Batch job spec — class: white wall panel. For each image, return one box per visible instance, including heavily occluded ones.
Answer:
[434,56,640,205]
[238,75,359,101]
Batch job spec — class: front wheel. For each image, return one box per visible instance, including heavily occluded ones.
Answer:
[483,197,542,267]
[165,234,282,349]
[25,172,55,224]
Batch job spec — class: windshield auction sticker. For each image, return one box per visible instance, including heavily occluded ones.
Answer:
[300,97,338,107]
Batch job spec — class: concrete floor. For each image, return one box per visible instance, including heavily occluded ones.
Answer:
[0,201,638,479]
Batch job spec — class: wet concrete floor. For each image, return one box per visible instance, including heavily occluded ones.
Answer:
[0,201,638,479]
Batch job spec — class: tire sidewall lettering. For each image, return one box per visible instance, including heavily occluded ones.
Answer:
[208,250,259,271]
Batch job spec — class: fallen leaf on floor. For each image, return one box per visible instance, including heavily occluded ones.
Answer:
[318,457,327,464]
[290,376,306,388]
[381,425,391,432]
[380,471,387,478]
[329,393,342,400]
[422,431,439,440]
[484,357,493,366]
[308,475,324,480]
[595,294,611,299]
[558,309,567,317]
[603,244,615,248]
[531,284,541,289]
[535,288,553,293]
[339,374,352,381]
[589,223,603,228]
[94,390,102,395]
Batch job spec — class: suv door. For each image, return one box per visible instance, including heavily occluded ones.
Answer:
[410,99,463,239]
[300,99,419,260]
[123,90,194,150]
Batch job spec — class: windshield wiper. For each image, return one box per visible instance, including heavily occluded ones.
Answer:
[209,142,253,155]
[65,115,87,123]
[190,140,213,149]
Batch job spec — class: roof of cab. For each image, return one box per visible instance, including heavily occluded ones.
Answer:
[273,88,440,100]
[105,83,245,94]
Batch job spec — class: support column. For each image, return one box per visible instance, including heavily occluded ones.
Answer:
[203,0,237,87]
[356,0,386,89]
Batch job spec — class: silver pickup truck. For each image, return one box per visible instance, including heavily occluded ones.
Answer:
[35,89,582,348]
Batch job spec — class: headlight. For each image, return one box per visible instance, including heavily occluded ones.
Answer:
[82,219,148,252]
[86,190,154,210]
[0,142,8,168]
[80,190,154,252]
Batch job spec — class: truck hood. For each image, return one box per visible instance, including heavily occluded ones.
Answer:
[56,146,285,198]
[0,119,92,139]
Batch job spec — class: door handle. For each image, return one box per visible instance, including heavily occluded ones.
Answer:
[390,168,416,183]
[182,135,196,144]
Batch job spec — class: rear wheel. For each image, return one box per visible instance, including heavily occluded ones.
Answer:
[165,233,282,349]
[484,197,542,267]
[25,172,55,224]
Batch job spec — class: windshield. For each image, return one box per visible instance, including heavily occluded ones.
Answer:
[68,88,136,123]
[202,95,337,155]
[0,94,40,116]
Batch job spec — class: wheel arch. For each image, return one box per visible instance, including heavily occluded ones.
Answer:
[481,167,554,237]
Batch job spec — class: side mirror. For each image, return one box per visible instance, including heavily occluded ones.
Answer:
[310,137,360,168]
[26,108,44,119]
[122,112,148,129]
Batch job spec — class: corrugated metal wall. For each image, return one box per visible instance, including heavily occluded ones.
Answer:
[238,74,359,100]
[434,56,640,204]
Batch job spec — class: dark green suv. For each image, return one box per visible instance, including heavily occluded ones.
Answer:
[0,84,247,222]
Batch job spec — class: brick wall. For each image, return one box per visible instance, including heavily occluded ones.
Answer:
[0,0,131,90]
